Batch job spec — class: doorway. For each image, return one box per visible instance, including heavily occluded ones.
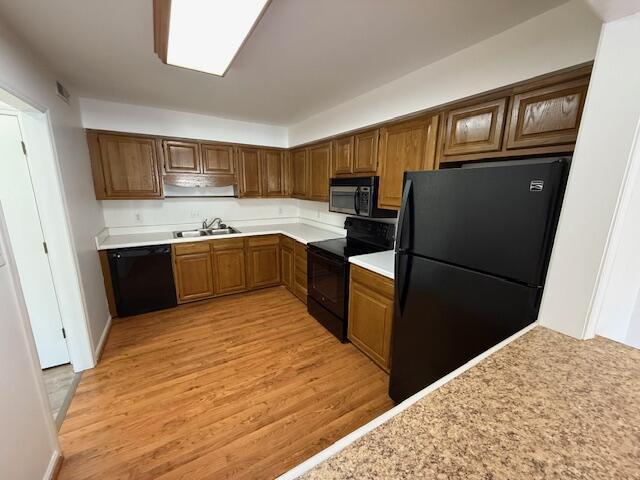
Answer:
[0,112,70,368]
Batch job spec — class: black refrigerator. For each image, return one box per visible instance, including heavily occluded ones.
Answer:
[389,158,570,403]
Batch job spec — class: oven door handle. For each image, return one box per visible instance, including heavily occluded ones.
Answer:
[309,247,344,266]
[354,186,360,215]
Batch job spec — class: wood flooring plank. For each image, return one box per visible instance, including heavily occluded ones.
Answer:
[58,287,393,479]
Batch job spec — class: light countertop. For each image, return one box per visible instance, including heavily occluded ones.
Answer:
[96,222,345,250]
[349,250,395,279]
[301,327,640,479]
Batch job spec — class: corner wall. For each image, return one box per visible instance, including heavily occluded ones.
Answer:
[79,98,288,147]
[0,17,108,368]
[287,0,601,145]
[539,12,640,339]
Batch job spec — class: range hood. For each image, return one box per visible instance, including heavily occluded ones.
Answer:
[163,174,237,198]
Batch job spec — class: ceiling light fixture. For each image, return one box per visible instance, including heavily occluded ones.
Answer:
[153,0,270,77]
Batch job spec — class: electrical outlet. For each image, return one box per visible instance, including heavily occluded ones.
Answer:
[134,213,143,223]
[278,206,283,215]
[190,210,200,219]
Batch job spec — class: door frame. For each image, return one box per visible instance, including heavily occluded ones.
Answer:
[0,111,70,367]
[0,93,94,372]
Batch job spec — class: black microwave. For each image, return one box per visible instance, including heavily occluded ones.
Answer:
[329,176,397,218]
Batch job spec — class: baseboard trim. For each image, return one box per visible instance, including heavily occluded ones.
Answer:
[94,314,112,363]
[277,322,538,479]
[44,451,63,480]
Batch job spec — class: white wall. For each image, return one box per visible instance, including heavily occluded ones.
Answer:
[79,98,288,147]
[589,116,640,348]
[288,0,601,145]
[0,204,61,480]
[297,200,350,230]
[0,17,108,368]
[102,198,299,234]
[539,12,640,339]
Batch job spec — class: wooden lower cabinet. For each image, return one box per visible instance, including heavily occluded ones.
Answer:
[348,265,394,372]
[173,246,215,304]
[246,236,281,289]
[211,238,247,295]
[280,236,294,292]
[293,241,308,304]
[169,235,307,305]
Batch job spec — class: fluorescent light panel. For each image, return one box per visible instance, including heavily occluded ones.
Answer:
[167,0,268,76]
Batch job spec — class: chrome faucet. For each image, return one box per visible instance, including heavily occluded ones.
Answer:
[203,217,222,230]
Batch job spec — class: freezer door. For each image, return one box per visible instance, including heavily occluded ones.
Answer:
[390,254,540,403]
[403,159,568,285]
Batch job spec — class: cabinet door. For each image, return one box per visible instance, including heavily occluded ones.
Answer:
[293,241,308,304]
[281,246,294,292]
[163,140,201,174]
[443,98,507,156]
[377,115,439,210]
[246,236,281,289]
[260,149,287,197]
[201,143,235,174]
[308,142,331,202]
[238,147,262,197]
[506,78,588,149]
[174,252,214,303]
[291,148,308,199]
[353,129,379,174]
[95,133,162,199]
[332,136,354,176]
[211,239,246,296]
[348,265,394,372]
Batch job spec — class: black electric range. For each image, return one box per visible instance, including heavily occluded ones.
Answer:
[307,217,395,342]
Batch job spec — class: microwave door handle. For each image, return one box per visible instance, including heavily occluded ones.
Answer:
[354,187,360,215]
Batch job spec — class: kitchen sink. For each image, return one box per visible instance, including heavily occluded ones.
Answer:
[173,227,239,238]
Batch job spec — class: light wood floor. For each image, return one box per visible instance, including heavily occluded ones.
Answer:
[58,287,393,479]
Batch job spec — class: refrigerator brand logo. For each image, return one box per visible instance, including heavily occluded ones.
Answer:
[530,180,544,192]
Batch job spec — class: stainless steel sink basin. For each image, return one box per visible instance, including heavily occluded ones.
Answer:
[173,227,239,238]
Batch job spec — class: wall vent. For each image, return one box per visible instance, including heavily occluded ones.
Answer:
[56,81,70,104]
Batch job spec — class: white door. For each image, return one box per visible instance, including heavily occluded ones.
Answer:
[0,113,69,368]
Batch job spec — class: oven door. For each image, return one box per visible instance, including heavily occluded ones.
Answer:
[329,186,358,215]
[308,247,347,319]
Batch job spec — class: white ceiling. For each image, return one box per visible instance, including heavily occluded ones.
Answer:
[0,0,569,125]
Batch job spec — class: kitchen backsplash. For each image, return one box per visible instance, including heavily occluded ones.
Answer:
[101,198,356,235]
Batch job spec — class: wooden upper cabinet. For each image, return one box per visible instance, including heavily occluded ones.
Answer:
[308,142,331,202]
[353,129,379,174]
[201,143,235,175]
[89,132,162,199]
[443,98,507,156]
[260,149,287,197]
[332,136,354,176]
[162,140,201,174]
[237,147,262,197]
[291,148,308,199]
[506,78,588,150]
[377,115,439,210]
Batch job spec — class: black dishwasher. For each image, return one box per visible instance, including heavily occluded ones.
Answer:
[108,245,177,317]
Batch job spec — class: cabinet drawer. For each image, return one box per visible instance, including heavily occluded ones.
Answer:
[350,265,394,298]
[173,242,211,256]
[280,235,294,251]
[211,237,245,251]
[247,235,280,247]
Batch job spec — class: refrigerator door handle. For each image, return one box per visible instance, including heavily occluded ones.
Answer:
[396,179,412,253]
[395,252,409,315]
